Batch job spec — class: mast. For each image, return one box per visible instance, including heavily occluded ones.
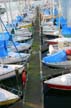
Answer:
[3,1,10,23]
[52,0,54,17]
[8,0,13,23]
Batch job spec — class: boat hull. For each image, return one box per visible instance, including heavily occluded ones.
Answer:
[44,73,71,90]
[47,60,71,69]
[0,52,30,64]
[0,98,19,106]
[0,65,24,80]
[0,87,20,106]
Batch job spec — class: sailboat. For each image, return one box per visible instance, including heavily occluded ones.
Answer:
[0,34,30,64]
[0,64,24,80]
[44,72,71,90]
[41,0,67,39]
[41,1,60,39]
[0,17,31,64]
[0,87,20,106]
[42,49,71,69]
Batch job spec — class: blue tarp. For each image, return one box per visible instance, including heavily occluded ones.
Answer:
[54,8,58,16]
[42,50,67,64]
[16,16,23,22]
[43,9,50,15]
[12,20,18,27]
[12,16,23,27]
[5,23,12,28]
[55,16,67,26]
[61,27,71,37]
[0,32,10,41]
[0,40,8,57]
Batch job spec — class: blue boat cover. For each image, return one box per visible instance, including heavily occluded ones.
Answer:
[54,8,58,16]
[55,16,67,26]
[16,16,23,22]
[5,23,12,28]
[61,27,71,37]
[43,9,50,15]
[12,20,18,27]
[0,40,8,57]
[42,50,67,64]
[0,32,10,41]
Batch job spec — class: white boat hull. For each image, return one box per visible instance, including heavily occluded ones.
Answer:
[0,64,24,80]
[0,52,30,64]
[47,60,71,69]
[14,36,31,42]
[44,73,71,90]
[45,37,71,45]
[0,87,20,106]
[8,43,31,52]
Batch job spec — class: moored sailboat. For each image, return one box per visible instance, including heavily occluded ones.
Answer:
[44,73,71,90]
[0,87,20,106]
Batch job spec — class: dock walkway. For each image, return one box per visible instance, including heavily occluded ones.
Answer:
[9,7,43,108]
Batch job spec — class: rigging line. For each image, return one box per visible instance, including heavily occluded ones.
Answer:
[0,17,25,62]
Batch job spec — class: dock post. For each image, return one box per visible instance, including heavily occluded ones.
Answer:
[15,69,21,96]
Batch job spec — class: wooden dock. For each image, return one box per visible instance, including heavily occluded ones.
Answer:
[8,7,43,108]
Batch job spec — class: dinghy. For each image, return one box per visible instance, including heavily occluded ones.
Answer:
[0,87,20,106]
[44,73,71,90]
[42,50,71,68]
[0,64,24,80]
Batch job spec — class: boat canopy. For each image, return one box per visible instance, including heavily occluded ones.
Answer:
[42,50,67,64]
